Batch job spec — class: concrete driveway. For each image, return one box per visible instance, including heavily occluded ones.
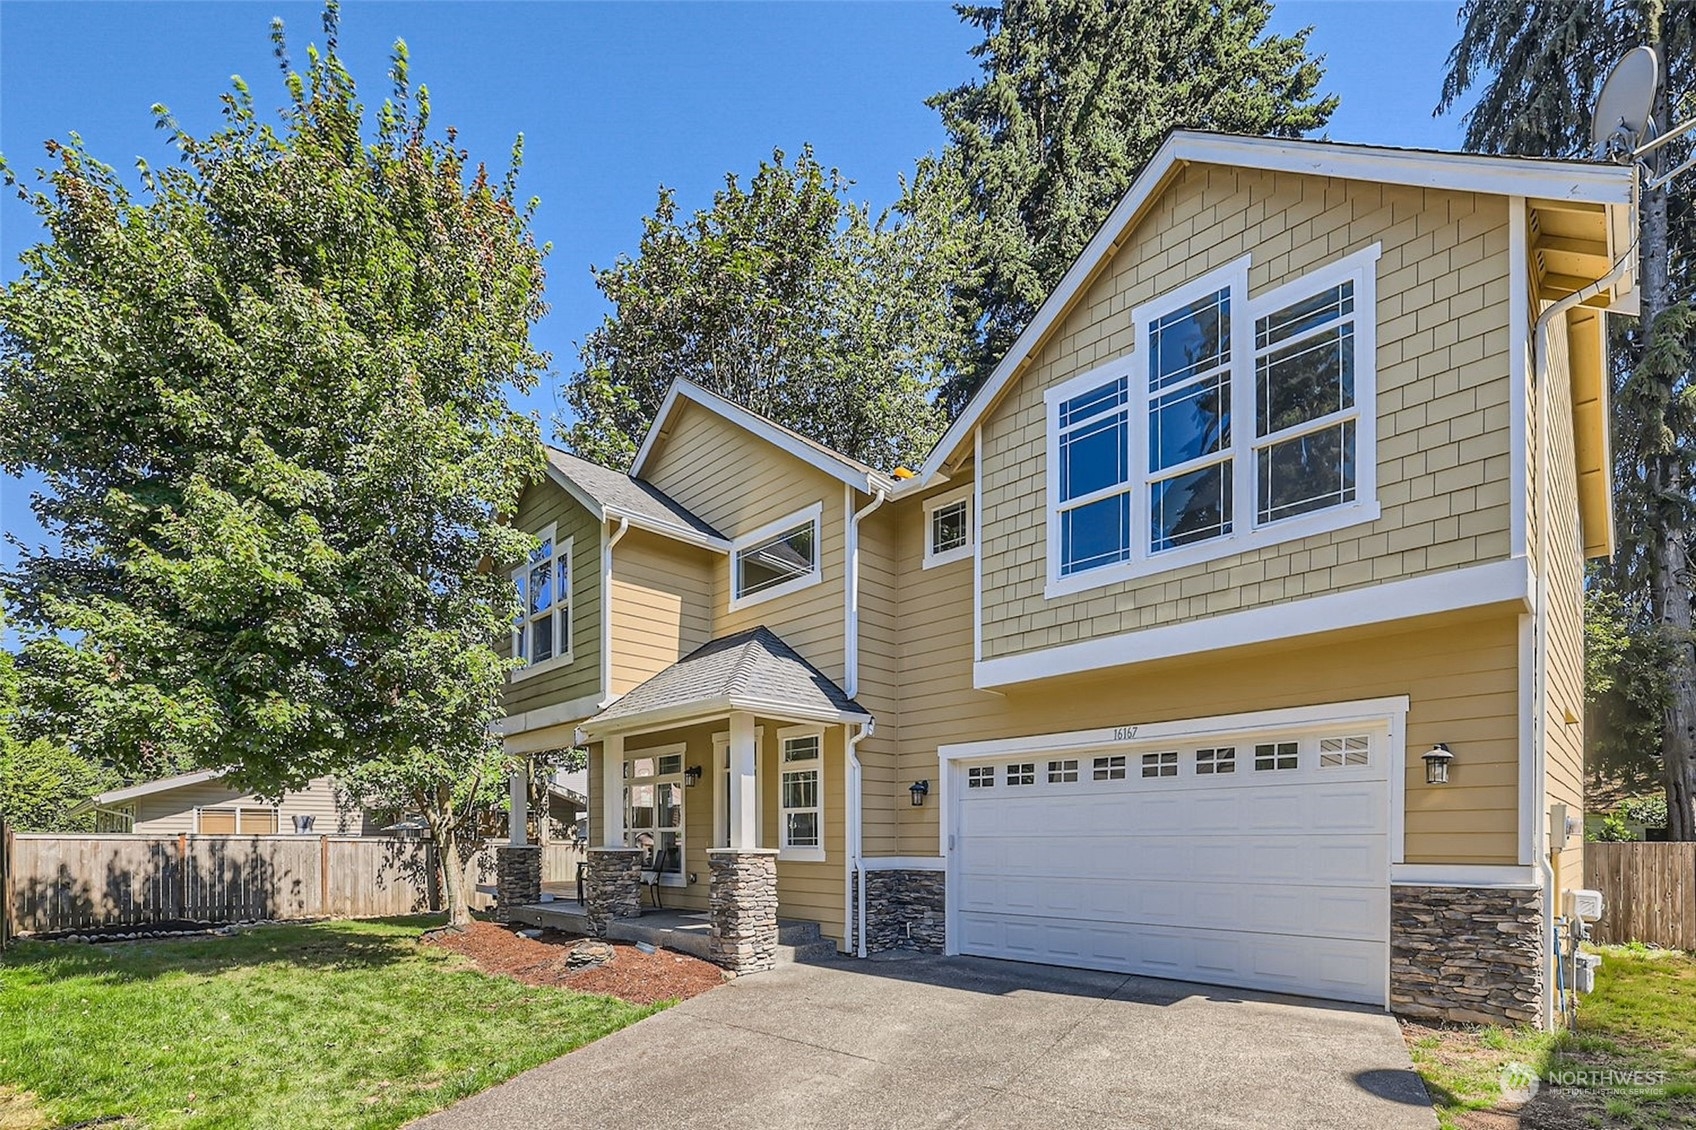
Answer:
[415,952,1435,1130]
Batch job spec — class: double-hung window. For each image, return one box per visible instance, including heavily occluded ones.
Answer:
[1045,245,1379,594]
[513,524,571,672]
[778,727,825,860]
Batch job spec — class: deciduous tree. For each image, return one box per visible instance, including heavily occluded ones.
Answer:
[0,5,544,920]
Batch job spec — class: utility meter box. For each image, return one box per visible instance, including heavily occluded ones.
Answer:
[1576,951,1602,995]
[1565,888,1606,921]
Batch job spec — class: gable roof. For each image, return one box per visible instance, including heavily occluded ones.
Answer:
[631,379,900,497]
[542,446,729,551]
[914,129,1638,483]
[67,768,247,818]
[580,625,870,737]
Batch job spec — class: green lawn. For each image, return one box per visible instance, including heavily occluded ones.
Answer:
[1408,945,1696,1129]
[0,918,657,1130]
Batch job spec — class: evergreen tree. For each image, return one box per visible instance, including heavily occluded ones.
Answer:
[933,0,1337,408]
[0,5,543,920]
[1440,0,1696,838]
[561,148,982,471]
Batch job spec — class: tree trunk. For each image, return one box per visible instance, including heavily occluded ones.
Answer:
[427,786,474,927]
[1641,41,1696,841]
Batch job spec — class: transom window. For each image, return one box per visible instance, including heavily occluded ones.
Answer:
[923,486,974,568]
[1141,751,1179,778]
[513,524,571,670]
[1195,747,1236,775]
[1254,742,1299,772]
[732,504,822,609]
[1045,246,1379,594]
[1319,735,1371,768]
[1006,762,1036,786]
[625,750,685,885]
[967,765,996,788]
[1092,755,1127,781]
[779,728,825,859]
[1047,759,1079,783]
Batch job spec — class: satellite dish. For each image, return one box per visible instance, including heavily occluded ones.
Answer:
[1592,46,1659,160]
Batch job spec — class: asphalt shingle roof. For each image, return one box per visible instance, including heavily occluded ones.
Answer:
[589,626,869,729]
[543,446,724,542]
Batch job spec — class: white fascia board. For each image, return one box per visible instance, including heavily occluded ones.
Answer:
[497,691,606,738]
[91,769,226,806]
[975,557,1533,689]
[539,463,608,523]
[632,379,885,495]
[915,131,1635,487]
[938,696,1409,762]
[606,507,731,553]
[580,696,869,740]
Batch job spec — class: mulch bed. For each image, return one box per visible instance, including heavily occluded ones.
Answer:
[422,921,725,1005]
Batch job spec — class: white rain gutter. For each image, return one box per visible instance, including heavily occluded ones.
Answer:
[1529,239,1635,1029]
[844,485,887,955]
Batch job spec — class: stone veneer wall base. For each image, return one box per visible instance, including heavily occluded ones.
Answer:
[862,868,946,954]
[708,848,779,974]
[493,845,542,925]
[584,847,642,938]
[1390,884,1544,1026]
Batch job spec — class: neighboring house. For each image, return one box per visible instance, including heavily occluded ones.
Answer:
[69,771,372,836]
[498,131,1636,1030]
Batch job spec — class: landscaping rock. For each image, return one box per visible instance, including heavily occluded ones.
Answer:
[566,940,615,969]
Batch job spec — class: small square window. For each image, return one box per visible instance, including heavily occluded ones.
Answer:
[1047,759,1079,783]
[1092,755,1127,781]
[1319,735,1370,768]
[967,766,996,789]
[1007,762,1036,786]
[1254,742,1299,771]
[1141,751,1178,778]
[1195,747,1236,775]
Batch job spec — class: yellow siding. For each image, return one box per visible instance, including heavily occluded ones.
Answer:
[978,164,1515,662]
[854,502,902,857]
[643,402,850,685]
[889,467,1523,863]
[132,778,365,836]
[1542,310,1586,884]
[608,529,714,696]
[501,480,603,716]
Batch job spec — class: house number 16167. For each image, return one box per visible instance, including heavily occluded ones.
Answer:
[1112,726,1139,741]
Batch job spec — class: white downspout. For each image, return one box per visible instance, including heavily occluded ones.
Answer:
[844,484,887,956]
[1529,240,1635,1029]
[599,516,630,709]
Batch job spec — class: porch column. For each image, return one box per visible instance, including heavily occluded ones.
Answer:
[728,711,758,849]
[507,770,527,846]
[601,733,625,847]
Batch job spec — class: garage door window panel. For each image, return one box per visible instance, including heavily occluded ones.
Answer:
[1254,742,1299,771]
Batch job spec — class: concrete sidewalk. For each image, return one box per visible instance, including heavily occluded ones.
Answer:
[414,953,1435,1130]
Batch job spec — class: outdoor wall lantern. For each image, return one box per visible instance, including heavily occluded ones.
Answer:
[684,765,703,787]
[1423,743,1455,785]
[909,779,930,807]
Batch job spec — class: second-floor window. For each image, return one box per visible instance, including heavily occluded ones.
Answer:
[731,502,823,610]
[923,485,974,568]
[1044,244,1380,595]
[513,524,571,669]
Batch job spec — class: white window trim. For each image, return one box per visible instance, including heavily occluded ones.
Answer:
[922,485,975,569]
[729,502,824,612]
[624,743,687,887]
[1044,245,1382,599]
[510,523,575,682]
[777,723,826,862]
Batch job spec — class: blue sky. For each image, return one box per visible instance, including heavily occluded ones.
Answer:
[0,1,1474,647]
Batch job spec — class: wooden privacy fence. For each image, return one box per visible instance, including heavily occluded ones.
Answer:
[3,833,587,936]
[1584,842,1696,951]
[3,833,443,935]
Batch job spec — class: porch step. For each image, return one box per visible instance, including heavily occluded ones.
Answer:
[776,919,823,946]
[776,939,843,964]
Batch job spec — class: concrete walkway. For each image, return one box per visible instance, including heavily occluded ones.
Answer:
[414,952,1435,1130]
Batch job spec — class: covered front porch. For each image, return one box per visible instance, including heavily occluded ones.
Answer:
[575,626,871,974]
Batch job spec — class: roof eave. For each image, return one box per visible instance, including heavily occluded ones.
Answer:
[580,695,870,740]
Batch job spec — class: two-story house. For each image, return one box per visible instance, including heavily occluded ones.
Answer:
[494,131,1635,1029]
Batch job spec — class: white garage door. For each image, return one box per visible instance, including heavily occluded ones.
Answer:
[953,725,1389,1005]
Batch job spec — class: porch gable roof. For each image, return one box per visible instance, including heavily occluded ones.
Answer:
[580,626,870,737]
